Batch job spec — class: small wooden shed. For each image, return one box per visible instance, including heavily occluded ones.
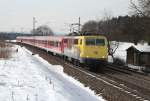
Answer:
[126,46,150,67]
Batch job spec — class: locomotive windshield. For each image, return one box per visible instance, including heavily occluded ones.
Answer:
[86,38,105,46]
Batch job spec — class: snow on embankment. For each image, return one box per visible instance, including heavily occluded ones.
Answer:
[109,41,150,69]
[109,41,150,62]
[0,45,105,101]
[23,47,105,101]
[113,42,134,62]
[108,42,134,63]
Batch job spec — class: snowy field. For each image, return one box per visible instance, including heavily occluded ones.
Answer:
[109,41,150,62]
[113,42,134,62]
[109,41,150,69]
[0,45,104,101]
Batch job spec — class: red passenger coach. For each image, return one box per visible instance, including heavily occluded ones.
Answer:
[17,36,65,55]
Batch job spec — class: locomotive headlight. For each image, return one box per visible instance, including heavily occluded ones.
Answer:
[102,56,105,58]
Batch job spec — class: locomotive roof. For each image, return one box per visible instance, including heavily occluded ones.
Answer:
[64,35,107,39]
[127,45,150,53]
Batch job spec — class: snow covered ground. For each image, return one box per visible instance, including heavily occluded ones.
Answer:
[109,41,150,62]
[0,45,104,101]
[109,41,150,69]
[113,42,134,62]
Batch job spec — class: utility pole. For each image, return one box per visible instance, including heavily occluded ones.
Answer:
[78,17,81,33]
[70,17,81,33]
[33,17,37,35]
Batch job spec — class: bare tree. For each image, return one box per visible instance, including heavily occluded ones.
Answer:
[130,0,150,44]
[31,25,54,36]
[81,20,98,34]
[101,9,113,21]
[109,41,119,60]
[130,0,150,17]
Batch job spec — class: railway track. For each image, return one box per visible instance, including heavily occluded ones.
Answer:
[16,43,150,101]
[107,64,150,81]
[67,62,150,100]
[102,67,150,99]
[64,60,150,100]
[107,63,149,76]
[50,54,150,101]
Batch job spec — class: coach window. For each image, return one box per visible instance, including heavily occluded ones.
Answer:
[56,42,58,47]
[68,39,72,48]
[50,41,54,46]
[54,42,58,47]
[54,42,56,47]
[64,39,68,43]
[74,39,78,45]
[48,41,50,45]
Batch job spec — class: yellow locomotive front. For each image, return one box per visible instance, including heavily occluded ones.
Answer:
[63,35,108,65]
[77,36,108,64]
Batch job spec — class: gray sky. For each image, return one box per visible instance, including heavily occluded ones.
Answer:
[0,0,130,33]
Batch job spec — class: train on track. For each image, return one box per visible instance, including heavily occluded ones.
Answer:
[17,35,108,69]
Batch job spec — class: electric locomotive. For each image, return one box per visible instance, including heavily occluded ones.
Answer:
[63,35,108,64]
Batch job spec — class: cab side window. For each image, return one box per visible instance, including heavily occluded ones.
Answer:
[80,39,82,45]
[74,39,78,45]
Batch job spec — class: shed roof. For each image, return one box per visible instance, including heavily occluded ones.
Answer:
[127,45,150,53]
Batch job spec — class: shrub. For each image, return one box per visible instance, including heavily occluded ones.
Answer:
[113,57,125,66]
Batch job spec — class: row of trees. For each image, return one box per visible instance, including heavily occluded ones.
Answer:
[81,0,150,43]
[0,32,21,40]
[81,16,150,43]
[31,25,54,36]
[130,0,150,17]
[0,25,54,40]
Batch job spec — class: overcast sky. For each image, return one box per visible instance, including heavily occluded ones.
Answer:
[0,0,131,33]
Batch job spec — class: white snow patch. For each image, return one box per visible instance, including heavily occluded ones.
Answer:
[114,42,134,62]
[109,41,150,69]
[128,64,145,70]
[113,42,150,62]
[0,45,105,101]
[5,40,17,43]
[134,45,150,52]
